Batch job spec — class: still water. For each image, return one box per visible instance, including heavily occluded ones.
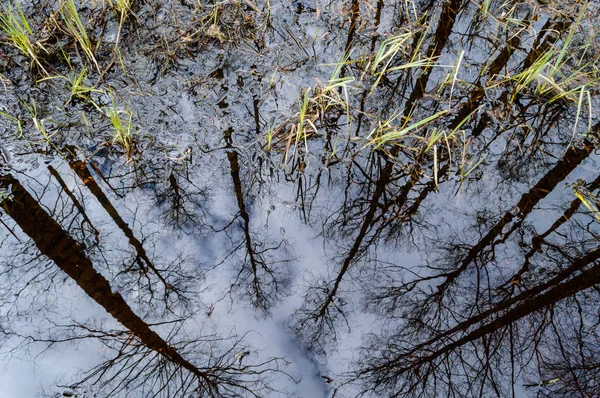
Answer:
[0,0,599,396]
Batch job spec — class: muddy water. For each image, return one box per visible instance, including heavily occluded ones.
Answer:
[0,0,599,396]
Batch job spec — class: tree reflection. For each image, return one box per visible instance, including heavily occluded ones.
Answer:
[61,148,195,312]
[221,128,292,313]
[355,241,600,396]
[286,0,597,358]
[0,173,284,397]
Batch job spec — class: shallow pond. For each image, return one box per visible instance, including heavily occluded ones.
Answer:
[0,0,599,396]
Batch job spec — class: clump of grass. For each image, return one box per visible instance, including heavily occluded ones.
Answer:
[366,106,481,191]
[495,6,598,104]
[64,67,104,104]
[268,68,354,167]
[58,0,100,74]
[0,2,48,74]
[103,97,135,159]
[276,88,317,166]
[370,32,413,92]
[264,53,357,166]
[38,66,105,105]
[368,28,439,94]
[367,110,448,151]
